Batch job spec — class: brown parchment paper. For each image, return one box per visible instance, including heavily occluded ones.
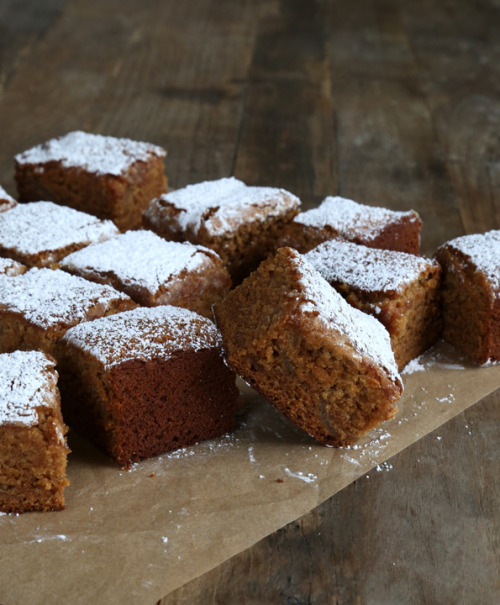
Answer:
[0,340,499,605]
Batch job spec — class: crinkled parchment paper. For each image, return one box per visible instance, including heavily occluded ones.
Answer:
[0,340,498,605]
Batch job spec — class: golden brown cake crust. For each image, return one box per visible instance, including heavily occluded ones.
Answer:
[435,230,500,365]
[214,247,403,447]
[15,131,167,231]
[0,350,70,513]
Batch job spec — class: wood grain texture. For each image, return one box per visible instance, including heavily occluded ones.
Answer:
[0,1,498,603]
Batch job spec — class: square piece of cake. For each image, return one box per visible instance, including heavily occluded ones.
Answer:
[0,185,17,213]
[0,268,136,357]
[305,238,442,370]
[0,200,119,267]
[0,350,70,513]
[143,177,301,281]
[57,306,240,467]
[15,131,167,230]
[279,196,422,254]
[60,230,231,318]
[214,247,403,447]
[435,230,499,365]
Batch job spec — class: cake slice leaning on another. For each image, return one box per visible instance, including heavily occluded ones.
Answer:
[214,247,403,447]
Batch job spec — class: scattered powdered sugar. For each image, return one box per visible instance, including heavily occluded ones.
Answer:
[61,305,222,369]
[0,350,57,426]
[401,356,428,374]
[441,230,500,291]
[15,131,166,176]
[305,238,435,292]
[152,177,300,236]
[284,467,318,483]
[0,268,131,328]
[61,230,220,293]
[0,201,118,259]
[293,251,402,386]
[295,196,418,241]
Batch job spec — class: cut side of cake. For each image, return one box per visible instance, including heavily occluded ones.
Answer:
[435,230,499,365]
[60,230,231,318]
[214,247,403,447]
[305,238,442,370]
[57,306,240,467]
[0,350,70,513]
[0,200,119,268]
[15,131,167,230]
[279,196,422,254]
[0,268,137,357]
[143,177,301,281]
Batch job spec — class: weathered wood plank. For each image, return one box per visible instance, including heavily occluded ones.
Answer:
[233,0,337,208]
[0,0,257,193]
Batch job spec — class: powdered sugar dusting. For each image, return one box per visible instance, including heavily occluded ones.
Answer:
[442,230,500,291]
[149,177,300,237]
[61,230,220,294]
[0,201,118,262]
[61,306,222,369]
[0,268,132,329]
[293,251,402,386]
[0,350,58,426]
[305,238,436,292]
[15,131,166,176]
[295,196,419,241]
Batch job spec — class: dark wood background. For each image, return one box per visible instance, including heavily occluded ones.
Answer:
[1,1,498,603]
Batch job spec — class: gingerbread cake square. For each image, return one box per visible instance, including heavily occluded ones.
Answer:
[57,306,240,467]
[214,247,403,447]
[60,230,231,318]
[305,238,442,370]
[15,131,167,230]
[279,196,422,254]
[0,267,136,357]
[0,185,17,213]
[435,230,500,365]
[0,350,70,513]
[0,257,26,276]
[0,200,119,268]
[143,177,301,280]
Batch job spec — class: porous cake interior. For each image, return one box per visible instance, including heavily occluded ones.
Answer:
[0,406,69,513]
[216,251,401,446]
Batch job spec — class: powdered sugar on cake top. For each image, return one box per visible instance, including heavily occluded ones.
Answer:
[15,131,166,176]
[150,177,300,236]
[61,230,220,293]
[293,251,402,385]
[0,268,132,328]
[443,230,500,291]
[305,238,435,292]
[61,306,223,369]
[0,201,118,261]
[0,350,58,427]
[295,196,418,241]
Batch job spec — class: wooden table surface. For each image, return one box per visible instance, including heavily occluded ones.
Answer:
[1,1,498,603]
